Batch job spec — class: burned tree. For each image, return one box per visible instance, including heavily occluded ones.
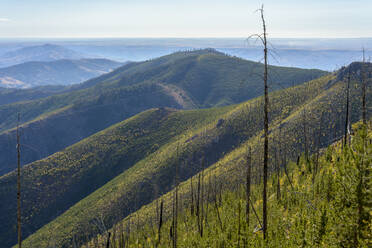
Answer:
[17,113,22,248]
[248,4,269,239]
[344,68,351,147]
[245,147,252,226]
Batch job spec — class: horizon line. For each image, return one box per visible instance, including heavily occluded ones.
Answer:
[0,36,372,40]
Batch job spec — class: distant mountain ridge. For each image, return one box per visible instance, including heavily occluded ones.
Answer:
[0,49,327,177]
[0,58,124,88]
[0,44,84,68]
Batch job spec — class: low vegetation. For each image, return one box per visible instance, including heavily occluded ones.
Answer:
[90,122,371,247]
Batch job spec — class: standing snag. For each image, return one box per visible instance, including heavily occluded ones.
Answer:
[245,146,252,226]
[344,68,351,147]
[17,113,22,248]
[254,4,270,239]
[361,48,367,125]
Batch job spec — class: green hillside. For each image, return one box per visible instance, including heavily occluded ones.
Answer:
[15,63,370,247]
[0,82,187,176]
[89,122,371,247]
[0,106,232,247]
[0,49,326,176]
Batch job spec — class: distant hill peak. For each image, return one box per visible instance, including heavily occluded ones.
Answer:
[0,44,85,68]
[176,48,224,56]
[0,58,123,88]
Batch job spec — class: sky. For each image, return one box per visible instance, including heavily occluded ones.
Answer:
[0,0,371,38]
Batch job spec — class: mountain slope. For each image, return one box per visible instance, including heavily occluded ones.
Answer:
[0,106,232,247]
[0,82,188,176]
[90,122,371,247]
[0,49,326,133]
[0,58,123,88]
[0,44,84,68]
[0,49,327,176]
[9,64,370,247]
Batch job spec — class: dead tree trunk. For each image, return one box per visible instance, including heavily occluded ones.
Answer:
[245,147,251,226]
[344,69,351,146]
[106,232,111,248]
[196,173,201,235]
[190,176,194,216]
[277,128,282,201]
[17,113,22,248]
[200,159,204,238]
[237,201,241,247]
[172,155,179,248]
[157,200,163,246]
[362,48,367,125]
[302,108,309,163]
[314,114,323,182]
[260,5,269,239]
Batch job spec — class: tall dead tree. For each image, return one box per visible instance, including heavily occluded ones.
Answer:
[260,5,269,239]
[302,108,309,163]
[248,4,269,239]
[190,176,194,216]
[362,48,367,125]
[200,158,204,238]
[344,68,351,146]
[157,200,163,246]
[275,143,281,201]
[245,147,252,226]
[17,113,22,248]
[172,150,180,248]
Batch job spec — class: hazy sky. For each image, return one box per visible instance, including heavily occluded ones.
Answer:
[0,0,371,38]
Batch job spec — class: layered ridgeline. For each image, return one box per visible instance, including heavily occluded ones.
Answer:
[2,63,369,247]
[0,58,124,88]
[0,49,326,176]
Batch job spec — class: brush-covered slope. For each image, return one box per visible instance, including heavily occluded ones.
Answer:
[0,58,123,88]
[18,64,370,247]
[0,49,326,176]
[0,106,232,247]
[92,122,371,247]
